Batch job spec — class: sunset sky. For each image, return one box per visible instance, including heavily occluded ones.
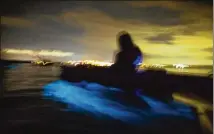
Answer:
[1,1,213,65]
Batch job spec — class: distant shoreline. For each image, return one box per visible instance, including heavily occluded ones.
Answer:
[1,59,31,64]
[1,59,212,67]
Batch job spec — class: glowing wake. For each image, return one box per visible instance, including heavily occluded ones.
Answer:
[43,80,194,124]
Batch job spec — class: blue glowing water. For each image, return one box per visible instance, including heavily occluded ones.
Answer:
[7,64,19,69]
[133,56,142,66]
[43,80,195,124]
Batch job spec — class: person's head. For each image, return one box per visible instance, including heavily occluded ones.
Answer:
[117,31,134,51]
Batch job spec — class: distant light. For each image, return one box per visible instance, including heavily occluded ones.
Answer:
[2,48,74,57]
[139,64,165,69]
[65,60,113,67]
[173,64,189,69]
[32,60,53,65]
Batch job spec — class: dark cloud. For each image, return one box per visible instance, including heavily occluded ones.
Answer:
[1,1,84,16]
[3,1,182,27]
[179,28,197,36]
[2,1,211,28]
[88,2,183,27]
[2,1,210,29]
[180,19,212,36]
[1,16,84,52]
[34,16,84,35]
[194,0,213,5]
[201,47,213,52]
[144,33,175,45]
[1,1,26,16]
[206,56,213,60]
[143,53,188,59]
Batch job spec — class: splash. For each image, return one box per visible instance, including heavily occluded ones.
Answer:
[43,80,195,124]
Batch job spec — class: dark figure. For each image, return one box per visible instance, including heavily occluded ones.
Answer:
[109,32,149,108]
[111,31,143,74]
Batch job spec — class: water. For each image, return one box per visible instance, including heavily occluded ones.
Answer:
[4,63,212,91]
[2,63,210,134]
[4,63,61,91]
[165,68,211,76]
[43,80,195,124]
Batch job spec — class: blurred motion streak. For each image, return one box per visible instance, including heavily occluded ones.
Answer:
[43,80,195,124]
[1,48,73,57]
[173,93,213,133]
[31,61,53,65]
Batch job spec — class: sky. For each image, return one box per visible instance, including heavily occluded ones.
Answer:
[1,1,213,65]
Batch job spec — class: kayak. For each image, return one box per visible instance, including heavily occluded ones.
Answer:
[60,65,212,102]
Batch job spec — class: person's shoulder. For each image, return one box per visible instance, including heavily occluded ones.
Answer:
[116,51,124,57]
[133,46,142,52]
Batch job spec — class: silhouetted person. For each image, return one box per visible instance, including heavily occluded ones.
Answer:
[109,32,149,108]
[111,31,143,74]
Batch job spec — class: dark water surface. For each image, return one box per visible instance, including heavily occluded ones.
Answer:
[4,64,60,91]
[4,63,212,91]
[1,63,211,134]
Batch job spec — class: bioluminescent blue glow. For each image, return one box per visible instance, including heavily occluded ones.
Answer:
[43,80,195,124]
[7,64,19,69]
[133,56,143,66]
